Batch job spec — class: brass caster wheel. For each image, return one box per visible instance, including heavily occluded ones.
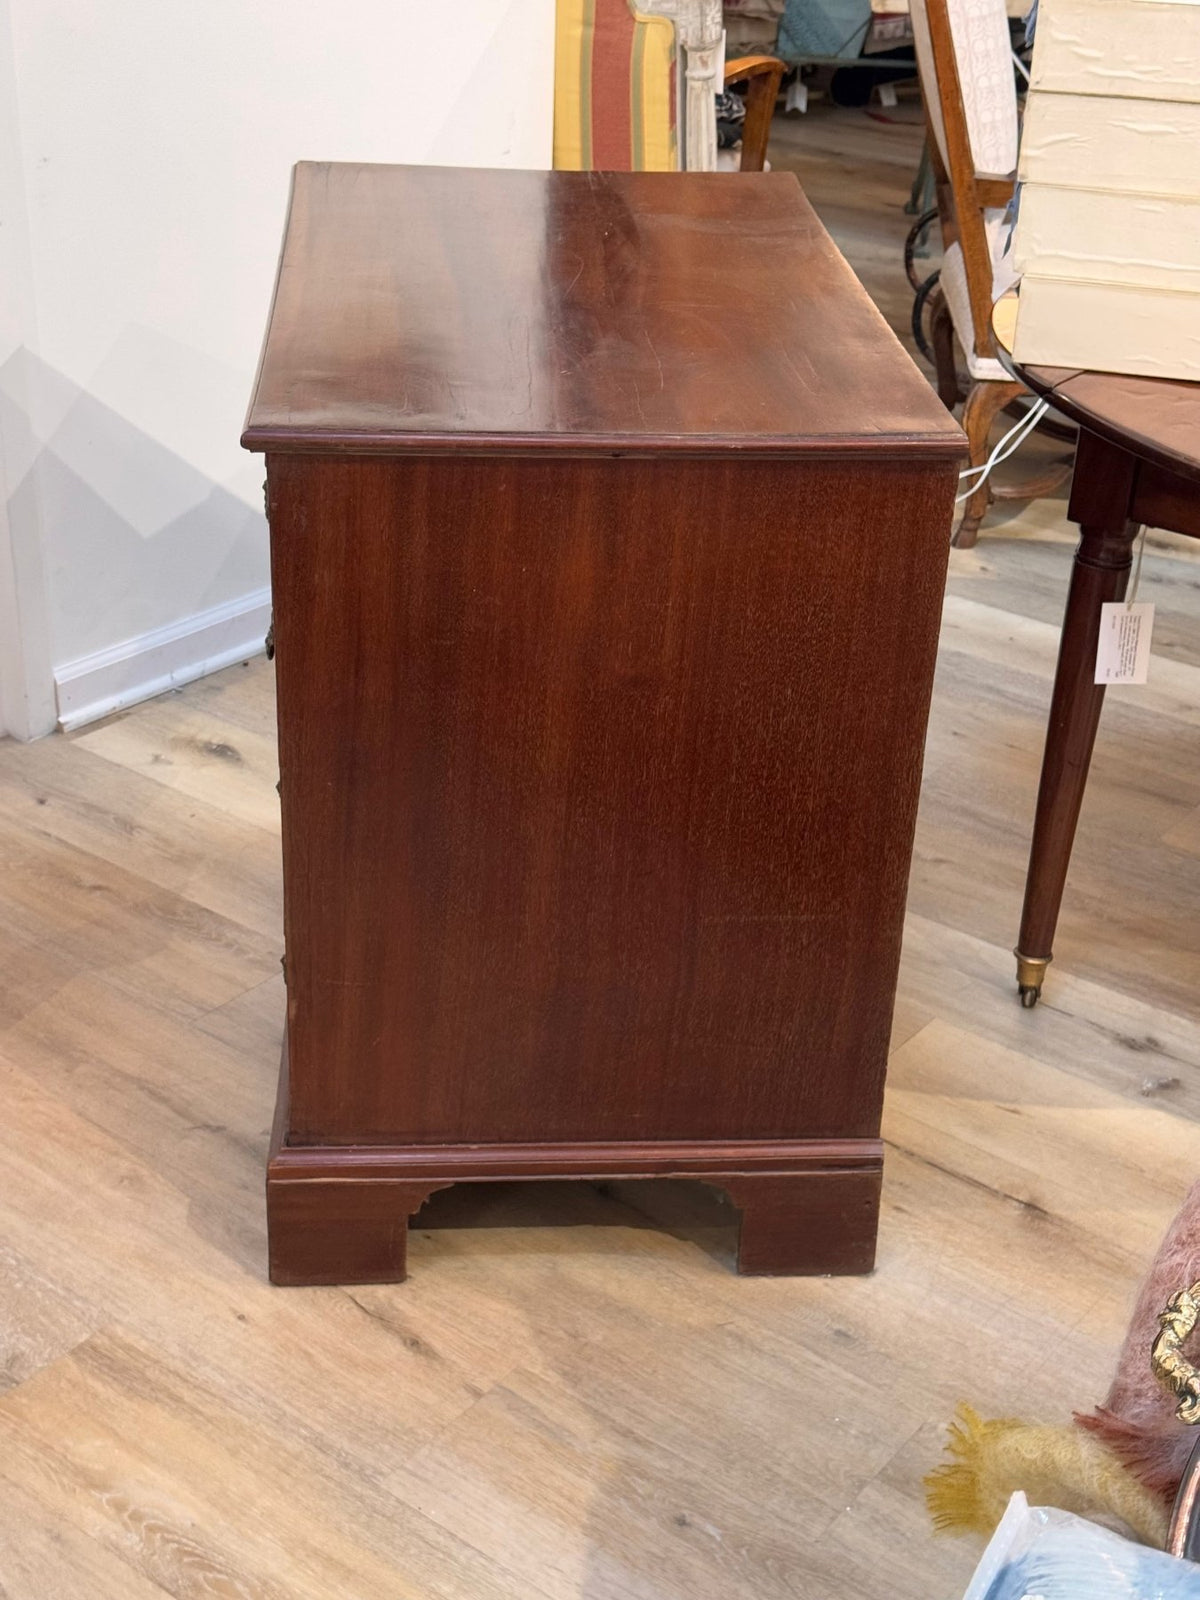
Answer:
[1014,950,1050,1009]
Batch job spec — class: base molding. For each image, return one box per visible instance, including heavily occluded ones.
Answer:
[269,1138,882,1287]
[267,1041,882,1286]
[54,586,271,730]
[269,1133,883,1183]
[266,1156,881,1286]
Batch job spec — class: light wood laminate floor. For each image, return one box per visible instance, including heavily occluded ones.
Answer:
[1,104,1198,1600]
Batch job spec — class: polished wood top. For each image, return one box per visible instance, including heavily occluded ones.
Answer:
[993,291,1200,486]
[243,163,965,458]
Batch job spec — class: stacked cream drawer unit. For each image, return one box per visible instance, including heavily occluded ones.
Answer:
[1012,0,1200,379]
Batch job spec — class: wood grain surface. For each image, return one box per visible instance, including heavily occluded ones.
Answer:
[1040,372,1200,487]
[242,163,964,458]
[269,451,955,1151]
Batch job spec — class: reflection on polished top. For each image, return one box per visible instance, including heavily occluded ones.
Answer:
[243,162,964,458]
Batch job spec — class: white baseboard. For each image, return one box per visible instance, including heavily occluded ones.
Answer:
[54,587,271,732]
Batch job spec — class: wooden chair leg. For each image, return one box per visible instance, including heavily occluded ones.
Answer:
[726,56,787,172]
[952,378,1024,549]
[991,457,1074,503]
[929,287,961,409]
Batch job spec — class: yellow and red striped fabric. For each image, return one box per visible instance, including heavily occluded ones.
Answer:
[554,0,678,171]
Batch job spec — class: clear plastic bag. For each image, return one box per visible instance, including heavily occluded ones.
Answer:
[963,1493,1200,1600]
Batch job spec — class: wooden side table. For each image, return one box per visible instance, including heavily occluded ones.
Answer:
[243,163,965,1285]
[993,295,1200,1005]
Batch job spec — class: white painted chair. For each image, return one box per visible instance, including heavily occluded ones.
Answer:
[640,0,726,170]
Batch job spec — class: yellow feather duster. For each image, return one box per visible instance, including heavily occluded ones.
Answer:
[924,1404,1169,1548]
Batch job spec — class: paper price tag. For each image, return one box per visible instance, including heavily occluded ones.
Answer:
[1095,602,1154,685]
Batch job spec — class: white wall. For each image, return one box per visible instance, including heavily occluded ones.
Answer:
[0,0,554,734]
[0,0,55,738]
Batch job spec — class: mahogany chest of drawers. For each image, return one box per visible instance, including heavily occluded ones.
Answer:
[243,161,964,1285]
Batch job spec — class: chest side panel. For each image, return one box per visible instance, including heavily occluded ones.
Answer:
[269,450,952,1145]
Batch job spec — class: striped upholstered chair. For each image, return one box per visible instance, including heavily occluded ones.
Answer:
[554,0,784,173]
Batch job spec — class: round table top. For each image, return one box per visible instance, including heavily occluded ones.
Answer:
[992,291,1200,486]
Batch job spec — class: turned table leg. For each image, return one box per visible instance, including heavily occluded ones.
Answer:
[1015,433,1140,1006]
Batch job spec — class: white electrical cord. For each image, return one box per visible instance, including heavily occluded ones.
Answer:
[955,397,1050,505]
